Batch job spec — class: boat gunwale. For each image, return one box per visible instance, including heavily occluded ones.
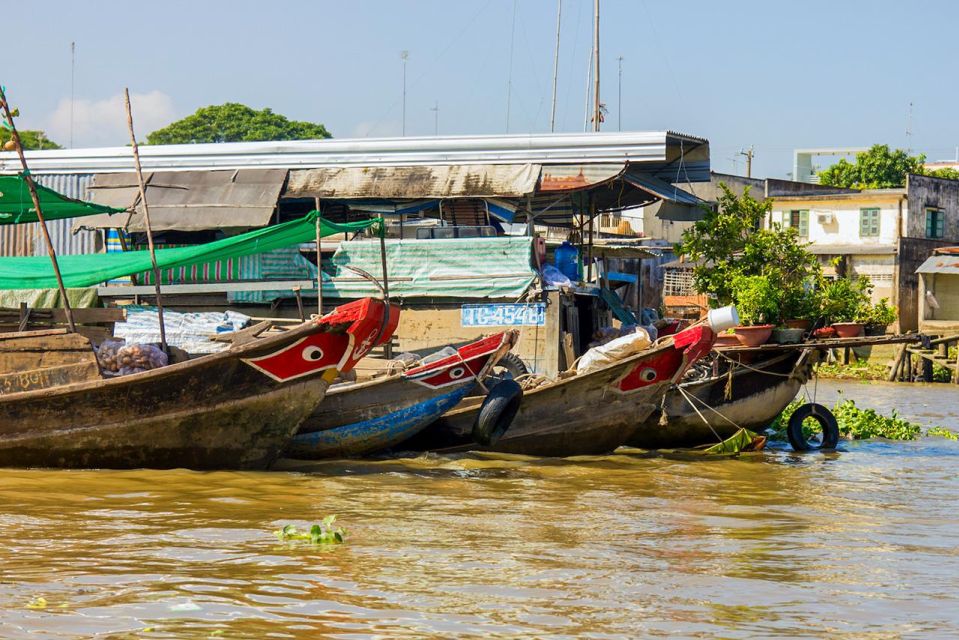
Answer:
[0,316,349,403]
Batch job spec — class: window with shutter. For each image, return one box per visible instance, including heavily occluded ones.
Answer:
[926,208,944,239]
[859,209,880,237]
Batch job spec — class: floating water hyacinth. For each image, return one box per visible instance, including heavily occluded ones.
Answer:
[274,515,346,545]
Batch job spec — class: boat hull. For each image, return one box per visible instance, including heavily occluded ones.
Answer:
[627,348,813,449]
[286,332,516,459]
[405,326,715,457]
[0,298,396,470]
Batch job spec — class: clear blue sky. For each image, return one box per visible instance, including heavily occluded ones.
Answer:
[5,0,958,178]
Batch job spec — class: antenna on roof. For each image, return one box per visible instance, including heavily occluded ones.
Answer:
[905,101,913,151]
[70,42,76,148]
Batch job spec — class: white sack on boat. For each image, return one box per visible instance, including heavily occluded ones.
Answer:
[113,306,251,354]
[576,328,652,375]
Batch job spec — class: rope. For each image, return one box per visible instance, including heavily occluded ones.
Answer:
[674,384,726,444]
[714,351,794,378]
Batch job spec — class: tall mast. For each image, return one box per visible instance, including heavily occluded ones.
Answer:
[123,88,167,353]
[592,0,601,132]
[0,86,76,332]
[549,0,562,132]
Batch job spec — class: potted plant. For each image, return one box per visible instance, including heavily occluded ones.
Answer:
[820,276,872,338]
[779,285,820,335]
[730,275,779,347]
[861,298,897,336]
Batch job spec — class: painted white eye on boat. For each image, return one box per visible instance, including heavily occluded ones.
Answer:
[449,367,466,379]
[639,368,658,382]
[302,346,325,361]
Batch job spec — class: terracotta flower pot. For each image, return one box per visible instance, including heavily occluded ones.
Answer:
[785,319,812,331]
[831,322,864,338]
[733,324,774,347]
[714,334,740,348]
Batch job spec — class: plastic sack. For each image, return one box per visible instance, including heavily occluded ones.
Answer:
[115,343,169,374]
[542,264,572,288]
[576,328,652,375]
[96,338,126,373]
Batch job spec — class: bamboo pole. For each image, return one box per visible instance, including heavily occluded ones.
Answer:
[123,88,166,352]
[0,86,76,332]
[378,219,392,359]
[314,197,324,317]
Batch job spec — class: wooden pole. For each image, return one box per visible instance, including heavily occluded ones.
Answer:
[123,88,166,352]
[587,196,595,282]
[888,344,906,382]
[0,86,77,332]
[591,0,601,132]
[314,197,324,317]
[953,338,959,385]
[378,219,393,359]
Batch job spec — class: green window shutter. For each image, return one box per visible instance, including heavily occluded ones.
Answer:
[799,210,809,237]
[860,209,879,237]
[926,209,943,238]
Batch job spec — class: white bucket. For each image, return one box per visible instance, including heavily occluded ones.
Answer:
[707,306,739,333]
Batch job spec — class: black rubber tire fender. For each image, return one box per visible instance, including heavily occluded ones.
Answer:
[495,352,530,379]
[787,402,840,451]
[472,380,524,446]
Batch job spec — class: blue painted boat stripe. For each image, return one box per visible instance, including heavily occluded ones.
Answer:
[289,385,471,458]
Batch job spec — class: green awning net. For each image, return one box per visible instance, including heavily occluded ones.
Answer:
[0,174,125,224]
[0,211,380,290]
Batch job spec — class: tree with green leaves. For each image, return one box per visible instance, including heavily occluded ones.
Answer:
[817,143,959,188]
[146,103,331,145]
[0,129,61,150]
[676,184,821,319]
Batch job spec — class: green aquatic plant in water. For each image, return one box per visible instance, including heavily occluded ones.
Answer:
[274,515,345,545]
[770,399,952,441]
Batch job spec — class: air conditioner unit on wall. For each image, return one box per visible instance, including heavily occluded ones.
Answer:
[815,211,835,225]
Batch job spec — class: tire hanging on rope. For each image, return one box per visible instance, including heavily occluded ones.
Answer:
[786,402,840,451]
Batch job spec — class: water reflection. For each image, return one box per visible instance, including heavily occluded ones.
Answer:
[0,383,958,637]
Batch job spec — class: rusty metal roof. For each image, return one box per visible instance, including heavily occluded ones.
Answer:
[285,164,541,199]
[917,255,959,275]
[75,169,287,232]
[1,132,709,178]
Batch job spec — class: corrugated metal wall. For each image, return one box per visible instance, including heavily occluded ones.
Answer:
[0,173,102,257]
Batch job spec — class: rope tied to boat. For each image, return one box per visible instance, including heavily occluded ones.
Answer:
[674,383,748,445]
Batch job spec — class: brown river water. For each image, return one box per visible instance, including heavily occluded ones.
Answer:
[1,380,958,639]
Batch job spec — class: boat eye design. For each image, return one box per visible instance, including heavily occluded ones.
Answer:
[406,353,494,389]
[616,349,683,393]
[302,346,324,361]
[243,332,351,382]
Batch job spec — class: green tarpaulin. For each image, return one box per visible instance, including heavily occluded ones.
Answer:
[322,236,536,300]
[0,174,125,224]
[0,211,379,290]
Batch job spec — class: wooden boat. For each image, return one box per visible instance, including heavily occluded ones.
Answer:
[0,298,398,470]
[285,330,518,459]
[626,347,814,449]
[403,324,716,457]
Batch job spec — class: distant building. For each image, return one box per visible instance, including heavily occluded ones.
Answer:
[640,172,959,331]
[917,247,959,334]
[767,173,959,331]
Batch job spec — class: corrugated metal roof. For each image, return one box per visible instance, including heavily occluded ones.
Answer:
[31,174,101,257]
[917,256,959,275]
[77,169,286,232]
[0,132,710,179]
[624,171,705,206]
[286,164,540,199]
[807,244,897,255]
